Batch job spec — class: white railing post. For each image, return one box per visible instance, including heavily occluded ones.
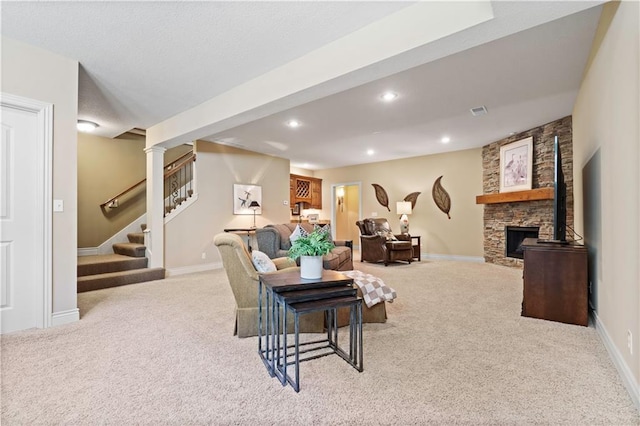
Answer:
[145,146,166,268]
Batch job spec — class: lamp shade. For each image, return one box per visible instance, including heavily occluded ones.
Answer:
[396,201,412,215]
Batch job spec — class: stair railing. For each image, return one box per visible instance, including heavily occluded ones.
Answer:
[163,152,196,215]
[101,151,196,216]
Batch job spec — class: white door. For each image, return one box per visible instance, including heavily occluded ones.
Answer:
[0,102,46,333]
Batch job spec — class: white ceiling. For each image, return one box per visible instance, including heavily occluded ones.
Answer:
[1,1,604,170]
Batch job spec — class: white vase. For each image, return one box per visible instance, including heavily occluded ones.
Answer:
[300,255,323,279]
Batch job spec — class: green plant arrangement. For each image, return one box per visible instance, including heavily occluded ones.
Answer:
[288,230,335,259]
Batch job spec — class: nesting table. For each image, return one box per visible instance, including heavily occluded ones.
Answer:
[258,269,363,392]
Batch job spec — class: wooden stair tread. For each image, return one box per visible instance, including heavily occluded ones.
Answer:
[77,267,165,293]
[127,232,145,244]
[112,242,146,257]
[77,254,147,277]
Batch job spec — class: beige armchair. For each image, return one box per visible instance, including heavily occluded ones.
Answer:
[213,232,324,338]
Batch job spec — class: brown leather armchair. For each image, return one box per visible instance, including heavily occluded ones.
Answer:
[356,218,413,266]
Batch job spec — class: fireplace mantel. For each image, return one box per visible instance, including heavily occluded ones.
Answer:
[475,188,553,205]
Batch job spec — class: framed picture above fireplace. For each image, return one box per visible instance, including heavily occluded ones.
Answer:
[499,137,533,193]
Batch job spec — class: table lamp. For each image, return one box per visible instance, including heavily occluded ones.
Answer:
[249,200,261,228]
[397,201,412,234]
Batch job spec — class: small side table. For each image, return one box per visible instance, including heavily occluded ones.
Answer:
[410,235,421,261]
[223,228,255,251]
[258,270,363,392]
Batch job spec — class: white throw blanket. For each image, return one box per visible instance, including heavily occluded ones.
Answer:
[342,270,397,308]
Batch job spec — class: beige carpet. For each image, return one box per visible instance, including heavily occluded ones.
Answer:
[2,259,638,425]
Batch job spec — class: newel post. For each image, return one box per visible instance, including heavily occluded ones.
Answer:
[144,146,166,268]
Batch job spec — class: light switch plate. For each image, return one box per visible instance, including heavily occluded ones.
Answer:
[53,199,64,212]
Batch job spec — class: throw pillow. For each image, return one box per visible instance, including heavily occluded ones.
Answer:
[251,250,277,273]
[376,229,398,241]
[314,223,333,242]
[289,224,309,244]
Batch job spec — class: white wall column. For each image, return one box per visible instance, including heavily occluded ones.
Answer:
[145,146,166,268]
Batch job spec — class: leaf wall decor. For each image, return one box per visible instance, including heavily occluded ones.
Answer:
[432,176,451,219]
[403,192,421,210]
[371,183,390,211]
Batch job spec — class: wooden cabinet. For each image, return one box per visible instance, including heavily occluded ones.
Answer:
[521,238,588,326]
[310,178,322,209]
[290,174,322,209]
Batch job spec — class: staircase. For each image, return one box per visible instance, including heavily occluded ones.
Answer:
[77,225,165,292]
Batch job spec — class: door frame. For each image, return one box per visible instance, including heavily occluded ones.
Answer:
[1,92,53,329]
[330,181,362,241]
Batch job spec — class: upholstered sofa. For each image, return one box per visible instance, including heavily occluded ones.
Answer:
[255,223,353,271]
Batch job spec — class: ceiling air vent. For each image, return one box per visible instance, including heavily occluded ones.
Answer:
[470,106,488,116]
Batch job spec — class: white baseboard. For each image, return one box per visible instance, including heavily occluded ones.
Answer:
[77,247,98,256]
[593,310,640,410]
[422,253,485,263]
[166,261,222,276]
[51,308,80,327]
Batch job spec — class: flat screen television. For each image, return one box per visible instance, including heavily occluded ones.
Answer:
[552,135,567,242]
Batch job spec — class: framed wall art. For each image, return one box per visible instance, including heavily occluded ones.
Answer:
[233,184,262,214]
[499,137,533,193]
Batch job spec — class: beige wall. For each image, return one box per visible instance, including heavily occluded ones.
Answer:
[1,36,79,314]
[315,148,484,258]
[165,141,291,270]
[573,0,640,389]
[77,136,192,248]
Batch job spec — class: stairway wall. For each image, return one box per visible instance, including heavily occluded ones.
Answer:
[78,133,147,248]
[164,140,292,272]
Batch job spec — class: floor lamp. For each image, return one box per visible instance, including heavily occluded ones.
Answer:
[249,200,261,228]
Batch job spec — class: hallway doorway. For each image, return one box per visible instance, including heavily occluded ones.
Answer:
[332,183,361,249]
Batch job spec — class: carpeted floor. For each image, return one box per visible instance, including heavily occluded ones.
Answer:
[2,259,638,425]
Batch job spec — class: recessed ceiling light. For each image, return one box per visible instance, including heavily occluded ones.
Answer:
[286,119,301,128]
[367,149,375,156]
[380,92,398,102]
[441,136,451,144]
[77,120,99,132]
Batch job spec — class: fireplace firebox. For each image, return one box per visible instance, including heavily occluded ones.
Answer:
[505,226,540,259]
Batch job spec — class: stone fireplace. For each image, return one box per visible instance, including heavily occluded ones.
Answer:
[480,116,574,267]
[505,226,539,259]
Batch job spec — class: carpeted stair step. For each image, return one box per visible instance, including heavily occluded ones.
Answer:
[78,254,147,277]
[77,267,165,293]
[113,242,146,257]
[127,232,145,244]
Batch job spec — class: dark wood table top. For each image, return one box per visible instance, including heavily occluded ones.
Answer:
[260,269,352,293]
